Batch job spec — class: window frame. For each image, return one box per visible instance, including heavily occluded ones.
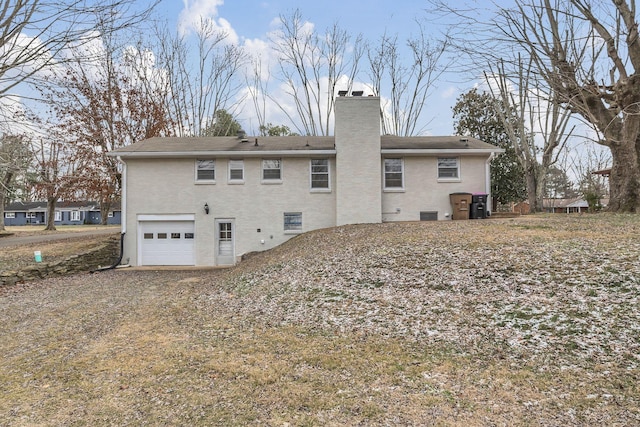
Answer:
[283,212,302,234]
[71,211,81,221]
[383,158,405,191]
[195,159,216,183]
[26,212,36,219]
[228,159,244,183]
[437,157,460,181]
[4,212,15,219]
[54,211,61,222]
[262,158,282,183]
[310,158,330,191]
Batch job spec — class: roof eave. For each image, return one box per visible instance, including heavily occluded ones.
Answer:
[108,149,337,158]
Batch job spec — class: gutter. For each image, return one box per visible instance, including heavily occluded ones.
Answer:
[107,149,337,159]
[90,156,128,274]
[486,152,496,214]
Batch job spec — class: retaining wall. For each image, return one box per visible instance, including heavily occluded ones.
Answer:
[0,236,120,287]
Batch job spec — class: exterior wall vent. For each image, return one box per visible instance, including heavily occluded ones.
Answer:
[420,211,438,221]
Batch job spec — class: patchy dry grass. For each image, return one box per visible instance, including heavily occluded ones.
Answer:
[0,234,117,272]
[0,214,639,425]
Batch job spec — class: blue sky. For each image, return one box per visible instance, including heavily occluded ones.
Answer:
[151,0,473,136]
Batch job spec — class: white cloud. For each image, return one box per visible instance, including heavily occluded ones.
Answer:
[178,0,239,44]
[440,86,457,100]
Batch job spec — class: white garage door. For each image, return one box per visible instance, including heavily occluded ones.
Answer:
[139,220,195,265]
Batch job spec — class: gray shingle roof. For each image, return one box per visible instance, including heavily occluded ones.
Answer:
[110,135,501,157]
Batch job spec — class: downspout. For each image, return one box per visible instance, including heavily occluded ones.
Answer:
[90,156,128,273]
[486,153,495,215]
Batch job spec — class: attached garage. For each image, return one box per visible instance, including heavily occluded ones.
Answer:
[138,215,195,266]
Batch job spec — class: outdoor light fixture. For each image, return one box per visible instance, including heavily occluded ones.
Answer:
[204,203,210,214]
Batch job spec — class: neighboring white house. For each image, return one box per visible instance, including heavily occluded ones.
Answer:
[110,95,502,267]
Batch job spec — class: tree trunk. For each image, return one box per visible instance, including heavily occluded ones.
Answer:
[0,170,14,232]
[0,187,5,232]
[525,168,539,213]
[100,200,111,226]
[607,140,640,212]
[45,197,57,231]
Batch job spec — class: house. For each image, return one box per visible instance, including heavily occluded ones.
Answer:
[3,201,121,226]
[110,95,502,267]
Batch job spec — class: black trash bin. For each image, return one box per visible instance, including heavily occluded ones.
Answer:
[470,202,486,219]
[471,193,488,219]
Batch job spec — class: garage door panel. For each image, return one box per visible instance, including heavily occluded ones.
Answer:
[139,221,195,265]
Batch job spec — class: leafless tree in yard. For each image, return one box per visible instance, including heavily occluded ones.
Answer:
[153,20,247,137]
[487,57,574,212]
[29,136,90,231]
[0,0,158,101]
[433,0,640,212]
[367,23,450,136]
[270,10,364,136]
[0,135,31,231]
[35,10,174,225]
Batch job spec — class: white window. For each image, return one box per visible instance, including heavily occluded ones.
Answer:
[26,212,36,218]
[196,159,216,181]
[5,212,15,218]
[262,159,282,181]
[71,211,80,221]
[310,159,330,190]
[384,158,404,189]
[54,211,61,221]
[438,157,460,180]
[284,212,302,232]
[108,212,114,218]
[228,159,244,182]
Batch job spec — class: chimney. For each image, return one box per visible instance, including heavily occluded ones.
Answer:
[334,95,382,226]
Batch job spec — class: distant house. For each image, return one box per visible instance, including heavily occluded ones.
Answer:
[3,201,121,226]
[110,94,503,267]
[544,198,589,214]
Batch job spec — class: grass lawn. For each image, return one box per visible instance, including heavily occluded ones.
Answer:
[0,214,638,425]
[3,224,119,235]
[0,225,120,272]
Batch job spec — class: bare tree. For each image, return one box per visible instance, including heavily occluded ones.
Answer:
[495,0,640,212]
[0,134,30,231]
[30,136,88,230]
[270,10,364,136]
[431,0,640,212]
[154,20,247,137]
[0,0,157,102]
[245,57,269,135]
[572,144,612,209]
[35,11,174,224]
[487,57,573,212]
[367,23,450,136]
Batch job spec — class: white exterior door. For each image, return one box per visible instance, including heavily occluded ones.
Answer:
[139,220,195,265]
[215,219,235,266]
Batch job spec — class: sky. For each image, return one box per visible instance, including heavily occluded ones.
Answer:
[150,0,470,136]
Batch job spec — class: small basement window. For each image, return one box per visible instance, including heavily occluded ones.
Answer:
[284,212,302,232]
